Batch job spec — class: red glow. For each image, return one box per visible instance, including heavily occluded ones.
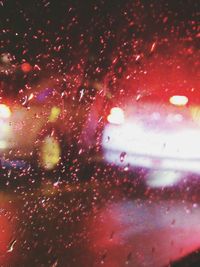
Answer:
[21,62,32,73]
[0,200,17,266]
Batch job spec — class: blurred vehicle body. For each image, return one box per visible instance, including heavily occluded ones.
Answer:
[102,94,200,174]
[0,55,103,173]
[99,43,200,186]
[0,59,67,171]
[1,41,199,182]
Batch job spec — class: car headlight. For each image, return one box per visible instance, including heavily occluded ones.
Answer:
[107,107,125,125]
[0,104,11,118]
[169,95,188,106]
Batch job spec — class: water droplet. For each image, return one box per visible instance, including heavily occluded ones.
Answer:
[125,252,132,265]
[171,219,176,226]
[106,136,110,143]
[100,252,107,264]
[109,231,115,240]
[78,148,83,155]
[51,259,58,267]
[7,239,17,253]
[120,152,126,162]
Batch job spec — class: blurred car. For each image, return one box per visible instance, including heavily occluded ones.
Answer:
[0,52,108,176]
[88,44,200,187]
[0,57,68,172]
[1,42,199,185]
[102,93,200,184]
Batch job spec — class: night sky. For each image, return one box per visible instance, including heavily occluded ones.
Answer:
[1,2,198,55]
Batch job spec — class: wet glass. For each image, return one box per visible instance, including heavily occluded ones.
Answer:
[0,0,199,266]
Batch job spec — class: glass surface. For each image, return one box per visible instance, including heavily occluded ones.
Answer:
[0,1,199,266]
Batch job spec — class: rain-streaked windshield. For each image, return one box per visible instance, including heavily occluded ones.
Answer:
[0,1,199,267]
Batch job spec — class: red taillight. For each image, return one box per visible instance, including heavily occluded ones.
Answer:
[0,104,11,118]
[107,107,125,125]
[21,62,32,73]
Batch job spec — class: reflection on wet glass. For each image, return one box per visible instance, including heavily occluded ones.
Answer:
[0,0,199,266]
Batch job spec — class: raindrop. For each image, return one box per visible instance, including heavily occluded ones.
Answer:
[100,251,107,264]
[120,152,126,162]
[106,136,110,143]
[124,164,130,171]
[78,148,83,155]
[7,239,17,253]
[125,252,132,265]
[51,259,58,267]
[109,231,115,240]
[171,219,175,226]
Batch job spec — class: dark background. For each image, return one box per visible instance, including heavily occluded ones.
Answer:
[1,0,199,75]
